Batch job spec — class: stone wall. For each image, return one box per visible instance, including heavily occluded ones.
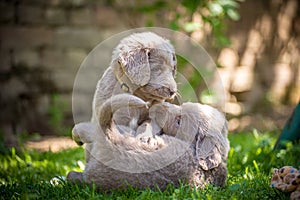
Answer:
[0,0,128,145]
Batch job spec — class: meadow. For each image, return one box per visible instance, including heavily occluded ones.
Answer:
[0,130,299,200]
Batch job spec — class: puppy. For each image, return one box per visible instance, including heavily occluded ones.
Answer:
[68,95,229,190]
[92,32,177,128]
[103,95,229,171]
[73,93,157,163]
[149,101,229,171]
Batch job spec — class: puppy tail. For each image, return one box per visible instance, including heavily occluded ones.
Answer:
[97,93,148,133]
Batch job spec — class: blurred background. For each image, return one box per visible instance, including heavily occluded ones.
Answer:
[0,0,299,147]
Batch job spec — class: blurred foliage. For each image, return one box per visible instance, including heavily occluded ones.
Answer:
[48,94,71,136]
[176,55,203,102]
[176,0,242,47]
[173,0,242,103]
[134,0,243,102]
[131,0,243,47]
[177,0,241,104]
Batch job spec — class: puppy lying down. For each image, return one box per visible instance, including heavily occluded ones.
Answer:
[68,94,230,191]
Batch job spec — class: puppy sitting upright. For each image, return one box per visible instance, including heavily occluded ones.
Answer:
[92,32,177,127]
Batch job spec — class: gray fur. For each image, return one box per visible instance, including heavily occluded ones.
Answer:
[68,95,229,191]
[91,32,177,129]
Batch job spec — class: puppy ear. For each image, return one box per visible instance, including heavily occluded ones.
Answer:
[118,48,151,86]
[196,128,222,170]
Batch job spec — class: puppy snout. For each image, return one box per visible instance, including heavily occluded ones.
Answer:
[169,88,176,97]
[160,87,176,98]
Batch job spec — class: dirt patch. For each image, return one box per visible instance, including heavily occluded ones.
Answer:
[25,136,78,152]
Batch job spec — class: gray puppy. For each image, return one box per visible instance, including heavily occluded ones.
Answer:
[92,32,177,128]
[68,94,229,191]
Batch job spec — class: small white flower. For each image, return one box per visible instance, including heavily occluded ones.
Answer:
[50,176,66,185]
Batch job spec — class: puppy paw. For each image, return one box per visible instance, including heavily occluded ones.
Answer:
[140,136,156,145]
[72,122,98,145]
[72,132,84,146]
[67,171,83,183]
[74,139,84,146]
[140,136,165,150]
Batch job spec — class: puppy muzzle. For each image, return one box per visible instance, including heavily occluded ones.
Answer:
[136,84,177,102]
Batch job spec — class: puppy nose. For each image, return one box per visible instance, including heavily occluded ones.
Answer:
[169,89,176,97]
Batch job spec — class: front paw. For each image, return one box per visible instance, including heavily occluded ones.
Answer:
[72,130,84,146]
[67,171,83,183]
[140,136,157,146]
[140,136,165,149]
[75,140,84,146]
[71,122,98,145]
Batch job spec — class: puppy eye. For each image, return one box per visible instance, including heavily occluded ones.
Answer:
[175,116,181,127]
[147,51,151,59]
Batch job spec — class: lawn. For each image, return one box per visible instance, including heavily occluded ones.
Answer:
[0,130,299,199]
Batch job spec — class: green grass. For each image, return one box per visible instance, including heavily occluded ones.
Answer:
[0,131,299,199]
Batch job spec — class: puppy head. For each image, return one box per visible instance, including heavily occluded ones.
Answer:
[112,32,177,102]
[181,103,229,170]
[149,102,229,170]
[149,102,198,142]
[149,102,182,137]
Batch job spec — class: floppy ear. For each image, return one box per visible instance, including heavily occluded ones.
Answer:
[196,126,222,170]
[118,48,151,86]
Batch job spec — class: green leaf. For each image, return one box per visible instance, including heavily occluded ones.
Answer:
[208,3,223,16]
[183,22,201,32]
[227,9,240,21]
[218,0,239,8]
